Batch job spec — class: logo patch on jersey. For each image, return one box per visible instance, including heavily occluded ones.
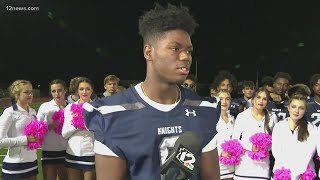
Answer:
[176,147,195,170]
[185,109,196,117]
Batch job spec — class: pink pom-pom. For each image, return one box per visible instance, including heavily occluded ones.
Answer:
[70,103,86,130]
[219,139,245,165]
[273,167,291,180]
[52,109,64,135]
[300,166,316,180]
[247,132,272,160]
[23,120,48,150]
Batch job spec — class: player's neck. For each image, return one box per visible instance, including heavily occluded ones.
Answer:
[314,95,320,104]
[54,99,66,109]
[251,108,264,121]
[288,117,298,131]
[244,96,250,101]
[16,102,29,112]
[141,81,180,104]
[220,111,229,123]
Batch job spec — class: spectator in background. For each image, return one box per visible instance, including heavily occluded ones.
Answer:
[0,80,39,180]
[210,70,240,118]
[305,74,320,179]
[66,76,80,104]
[182,73,197,92]
[99,74,120,97]
[62,77,96,180]
[306,74,320,127]
[268,72,292,121]
[236,80,255,111]
[210,70,238,97]
[210,87,219,97]
[37,79,68,180]
[261,76,274,93]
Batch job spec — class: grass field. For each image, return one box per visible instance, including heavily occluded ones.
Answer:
[0,99,46,180]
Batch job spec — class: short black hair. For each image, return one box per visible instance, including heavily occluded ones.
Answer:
[273,72,292,84]
[261,76,274,87]
[309,74,320,89]
[138,3,198,44]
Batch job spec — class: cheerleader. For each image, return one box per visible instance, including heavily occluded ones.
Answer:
[232,88,278,180]
[215,90,235,180]
[62,77,95,180]
[37,79,68,180]
[0,80,38,180]
[272,95,320,179]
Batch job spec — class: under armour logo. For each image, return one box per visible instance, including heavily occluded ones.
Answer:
[185,109,196,117]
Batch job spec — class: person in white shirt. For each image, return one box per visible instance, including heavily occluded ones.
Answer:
[0,80,39,180]
[214,90,235,180]
[232,88,278,180]
[62,76,95,180]
[37,79,68,180]
[272,95,320,179]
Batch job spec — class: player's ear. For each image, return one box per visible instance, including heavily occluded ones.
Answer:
[143,44,152,61]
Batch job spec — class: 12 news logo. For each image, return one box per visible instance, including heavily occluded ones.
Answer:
[176,148,196,170]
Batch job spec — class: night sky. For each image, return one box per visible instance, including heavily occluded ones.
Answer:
[1,0,320,92]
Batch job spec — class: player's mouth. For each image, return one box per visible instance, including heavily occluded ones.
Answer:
[177,67,190,75]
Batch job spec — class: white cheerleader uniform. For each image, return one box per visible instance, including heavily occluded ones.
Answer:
[232,107,278,180]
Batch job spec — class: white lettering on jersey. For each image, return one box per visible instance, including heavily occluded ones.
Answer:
[277,112,287,120]
[158,126,182,135]
[311,113,320,126]
[159,136,179,165]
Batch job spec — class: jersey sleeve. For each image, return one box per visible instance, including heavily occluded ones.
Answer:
[83,102,105,142]
[83,102,126,159]
[202,134,218,152]
[200,103,219,153]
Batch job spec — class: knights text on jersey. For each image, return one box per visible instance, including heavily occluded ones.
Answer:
[84,87,219,180]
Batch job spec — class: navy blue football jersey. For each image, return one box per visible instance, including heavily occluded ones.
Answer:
[204,96,221,118]
[229,99,241,118]
[84,86,219,180]
[306,97,320,126]
[267,99,288,121]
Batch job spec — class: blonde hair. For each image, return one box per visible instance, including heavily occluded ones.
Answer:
[8,80,32,101]
[216,89,231,98]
